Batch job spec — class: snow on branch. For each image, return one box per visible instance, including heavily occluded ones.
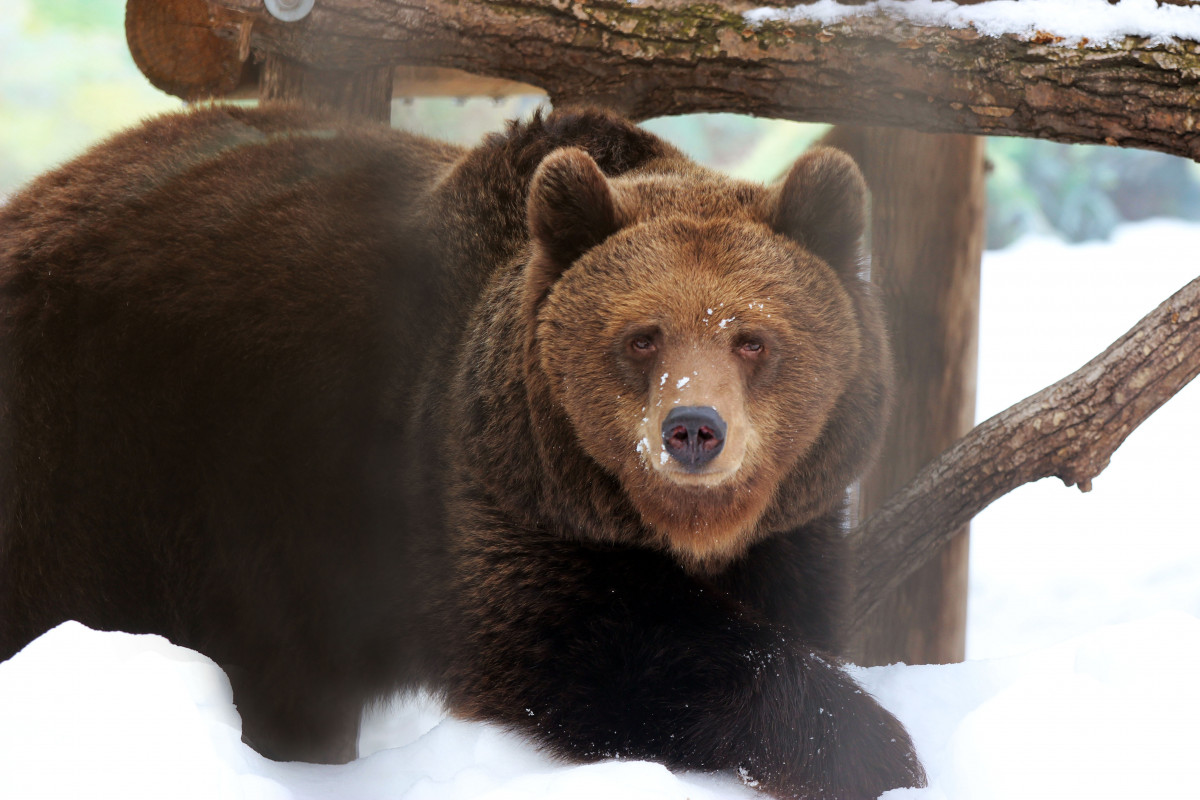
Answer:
[190,0,1200,160]
[846,273,1200,632]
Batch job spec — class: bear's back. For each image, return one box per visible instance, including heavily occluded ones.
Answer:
[0,106,461,667]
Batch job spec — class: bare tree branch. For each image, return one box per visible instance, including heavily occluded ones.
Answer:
[847,274,1200,632]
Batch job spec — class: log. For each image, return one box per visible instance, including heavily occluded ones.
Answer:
[847,273,1200,632]
[178,0,1200,160]
[125,0,247,100]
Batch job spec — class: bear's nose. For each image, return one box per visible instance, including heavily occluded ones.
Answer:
[661,406,726,471]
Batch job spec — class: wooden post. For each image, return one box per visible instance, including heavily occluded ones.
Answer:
[830,128,986,667]
[260,53,394,123]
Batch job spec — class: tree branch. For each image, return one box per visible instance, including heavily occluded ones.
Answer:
[846,274,1200,633]
[186,0,1200,160]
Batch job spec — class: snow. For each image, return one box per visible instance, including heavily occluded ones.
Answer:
[7,615,1200,799]
[0,622,281,800]
[745,0,1200,46]
[2,220,1199,797]
[0,622,753,800]
[969,219,1200,660]
[864,613,1200,799]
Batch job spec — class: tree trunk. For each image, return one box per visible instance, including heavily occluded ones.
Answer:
[829,128,985,666]
[260,53,394,122]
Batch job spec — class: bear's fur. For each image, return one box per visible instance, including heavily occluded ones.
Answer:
[0,105,923,798]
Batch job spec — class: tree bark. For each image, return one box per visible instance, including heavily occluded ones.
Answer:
[260,53,394,121]
[847,274,1200,633]
[181,0,1200,160]
[830,128,985,667]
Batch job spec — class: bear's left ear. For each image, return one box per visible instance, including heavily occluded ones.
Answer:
[767,148,867,278]
[525,147,621,308]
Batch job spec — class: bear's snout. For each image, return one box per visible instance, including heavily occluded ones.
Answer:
[661,406,726,471]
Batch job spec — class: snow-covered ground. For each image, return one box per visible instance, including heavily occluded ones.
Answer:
[2,220,1198,798]
[969,219,1200,661]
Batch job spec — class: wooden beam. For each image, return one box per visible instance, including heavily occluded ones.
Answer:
[128,1,1200,158]
[192,0,1200,160]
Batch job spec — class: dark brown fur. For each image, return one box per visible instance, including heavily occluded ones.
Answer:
[0,105,922,797]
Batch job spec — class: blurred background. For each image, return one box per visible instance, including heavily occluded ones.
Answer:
[3,0,1199,662]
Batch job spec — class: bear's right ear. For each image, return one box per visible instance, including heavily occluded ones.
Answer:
[525,147,620,309]
[768,148,868,279]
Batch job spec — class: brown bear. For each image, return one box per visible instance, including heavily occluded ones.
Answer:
[0,104,924,798]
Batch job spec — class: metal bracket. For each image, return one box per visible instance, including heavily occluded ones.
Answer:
[264,0,314,22]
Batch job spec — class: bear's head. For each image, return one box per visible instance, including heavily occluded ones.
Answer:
[522,144,891,574]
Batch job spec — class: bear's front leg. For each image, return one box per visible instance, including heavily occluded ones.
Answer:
[447,530,925,799]
[224,662,364,764]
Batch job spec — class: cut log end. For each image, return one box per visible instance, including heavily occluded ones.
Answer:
[125,0,248,101]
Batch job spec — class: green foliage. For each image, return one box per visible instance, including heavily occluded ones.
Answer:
[24,0,124,32]
[985,138,1200,249]
[642,113,825,182]
[0,0,180,198]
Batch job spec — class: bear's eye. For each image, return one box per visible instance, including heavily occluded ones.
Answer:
[628,334,657,355]
[738,339,765,359]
